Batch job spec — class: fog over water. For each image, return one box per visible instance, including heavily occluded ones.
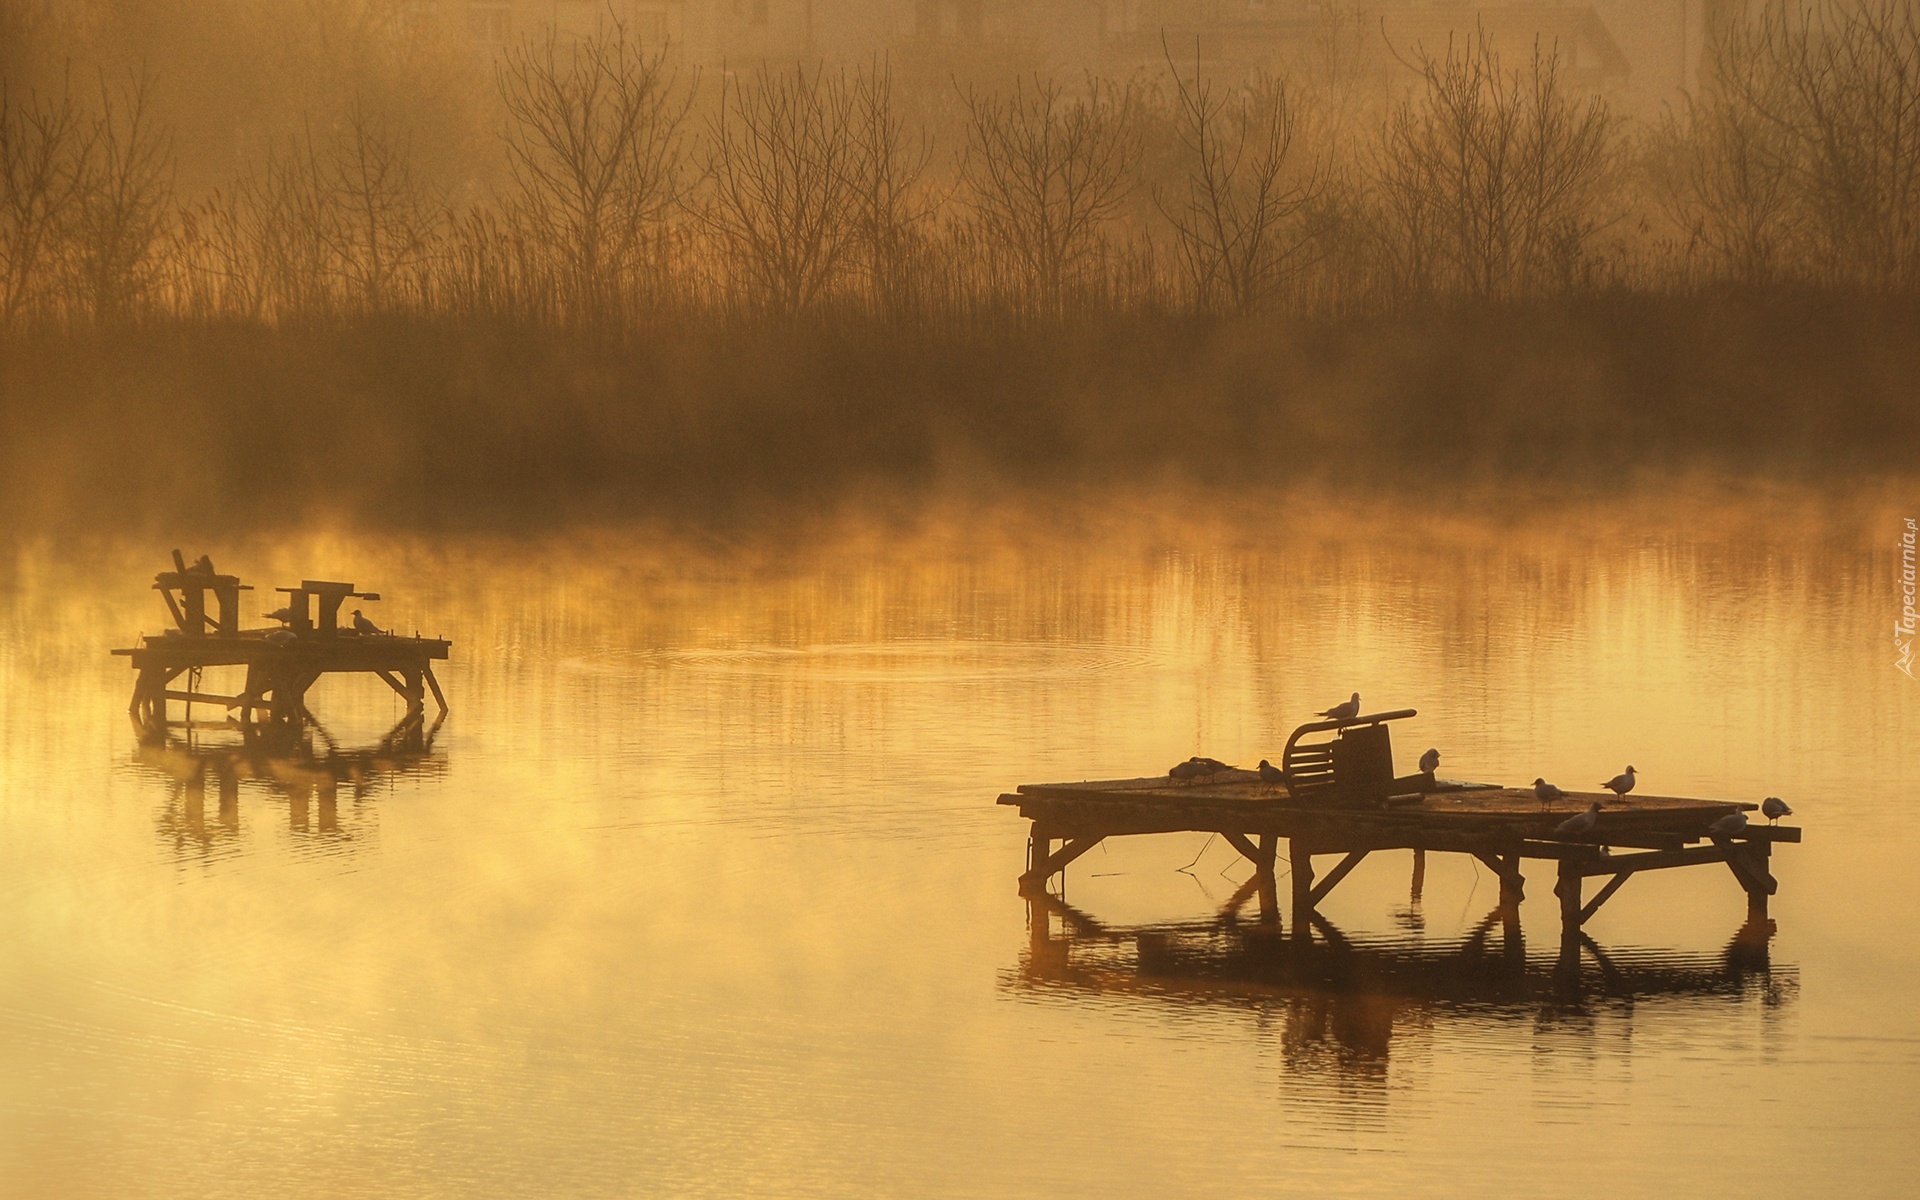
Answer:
[2,485,1916,1197]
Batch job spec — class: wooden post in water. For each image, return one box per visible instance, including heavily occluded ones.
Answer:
[1257,833,1279,925]
[1556,858,1583,935]
[1290,839,1314,939]
[1410,848,1426,903]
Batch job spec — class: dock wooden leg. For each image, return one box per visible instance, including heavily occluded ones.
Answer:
[1556,859,1583,934]
[1256,834,1279,926]
[1742,841,1771,921]
[1023,821,1055,892]
[1410,848,1426,903]
[423,663,449,717]
[1020,825,1102,892]
[1290,840,1314,939]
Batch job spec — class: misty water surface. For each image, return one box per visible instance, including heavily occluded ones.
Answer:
[0,484,1915,1198]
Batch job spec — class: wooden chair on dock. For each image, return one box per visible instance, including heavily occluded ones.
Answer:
[273,580,382,637]
[1279,708,1434,808]
[153,550,251,637]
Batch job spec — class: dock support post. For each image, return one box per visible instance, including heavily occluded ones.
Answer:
[1290,840,1314,939]
[1556,858,1583,934]
[1741,840,1771,921]
[1410,848,1426,903]
[1024,821,1055,893]
[1256,834,1279,925]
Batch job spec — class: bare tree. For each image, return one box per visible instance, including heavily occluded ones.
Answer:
[1721,1,1920,287]
[497,17,689,320]
[701,62,861,315]
[0,71,89,323]
[1158,44,1323,313]
[1375,32,1614,300]
[317,98,435,311]
[960,75,1139,312]
[847,61,933,316]
[63,69,173,322]
[1649,43,1798,286]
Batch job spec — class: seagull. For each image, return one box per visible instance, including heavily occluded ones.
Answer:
[1601,765,1637,798]
[1761,796,1793,823]
[1708,810,1749,838]
[264,628,296,647]
[1419,748,1440,774]
[1191,756,1232,773]
[1554,801,1602,839]
[1318,692,1361,721]
[351,609,385,636]
[1533,778,1566,809]
[1258,759,1284,784]
[264,606,297,624]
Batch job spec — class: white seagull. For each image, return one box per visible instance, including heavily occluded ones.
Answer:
[1708,810,1749,838]
[1533,778,1566,809]
[264,605,297,624]
[1601,765,1637,798]
[1761,796,1793,823]
[351,609,385,636]
[1318,692,1361,721]
[1554,801,1602,839]
[1419,747,1440,774]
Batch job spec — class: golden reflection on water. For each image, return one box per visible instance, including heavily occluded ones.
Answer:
[0,483,1916,1197]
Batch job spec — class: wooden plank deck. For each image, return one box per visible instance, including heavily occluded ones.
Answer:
[1000,772,1765,842]
[1000,769,1801,936]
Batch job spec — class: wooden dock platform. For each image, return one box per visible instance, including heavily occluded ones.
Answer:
[999,768,1801,939]
[112,553,449,747]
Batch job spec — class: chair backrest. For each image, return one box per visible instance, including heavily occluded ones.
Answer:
[1281,708,1417,806]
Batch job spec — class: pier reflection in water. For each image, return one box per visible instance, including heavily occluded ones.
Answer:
[134,719,446,861]
[1018,880,1790,1078]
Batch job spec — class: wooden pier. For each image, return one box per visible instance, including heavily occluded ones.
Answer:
[112,553,450,748]
[999,710,1800,941]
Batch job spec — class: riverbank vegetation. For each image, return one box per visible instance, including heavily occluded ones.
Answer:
[3,2,1916,525]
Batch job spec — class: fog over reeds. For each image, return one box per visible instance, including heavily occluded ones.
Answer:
[3,1,1917,527]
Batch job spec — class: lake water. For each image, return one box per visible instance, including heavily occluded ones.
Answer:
[2,483,1915,1198]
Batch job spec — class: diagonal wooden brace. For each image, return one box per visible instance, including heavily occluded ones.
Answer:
[1309,850,1370,906]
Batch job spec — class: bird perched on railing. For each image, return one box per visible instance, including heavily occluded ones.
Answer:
[1533,778,1566,809]
[1761,796,1793,823]
[1419,747,1440,774]
[1258,759,1284,784]
[1708,810,1749,838]
[1318,692,1361,721]
[1601,765,1637,798]
[264,606,297,625]
[351,609,385,636]
[1554,801,1602,839]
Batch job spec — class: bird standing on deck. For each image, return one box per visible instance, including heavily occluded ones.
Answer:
[1762,796,1793,823]
[1419,748,1440,774]
[1708,810,1750,838]
[1533,778,1566,809]
[1554,802,1602,839]
[1601,765,1637,798]
[264,605,297,625]
[1258,759,1284,784]
[1318,692,1361,721]
[351,609,385,636]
